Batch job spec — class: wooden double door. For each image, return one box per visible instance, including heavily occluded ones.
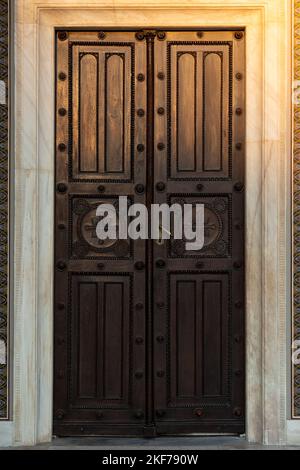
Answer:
[54,29,245,436]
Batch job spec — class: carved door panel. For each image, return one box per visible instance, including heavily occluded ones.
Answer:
[54,29,245,436]
[152,31,245,434]
[54,31,148,436]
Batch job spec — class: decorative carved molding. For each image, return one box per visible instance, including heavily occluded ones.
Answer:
[0,0,8,420]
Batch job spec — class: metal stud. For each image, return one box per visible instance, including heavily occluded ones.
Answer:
[233,261,242,270]
[134,410,144,419]
[58,108,67,116]
[58,143,66,152]
[137,144,145,153]
[57,182,68,193]
[196,183,204,191]
[157,72,165,80]
[135,302,144,310]
[194,408,204,417]
[137,73,145,82]
[156,182,165,192]
[137,108,145,117]
[234,221,242,230]
[157,31,166,41]
[135,261,145,270]
[135,184,145,194]
[98,31,106,40]
[235,142,242,150]
[58,223,66,230]
[233,407,242,417]
[135,31,145,41]
[157,142,165,151]
[197,31,204,38]
[235,107,243,116]
[58,31,68,41]
[157,107,165,115]
[156,409,165,418]
[96,411,104,419]
[157,370,165,378]
[135,371,143,379]
[57,302,65,310]
[97,263,105,270]
[135,337,144,345]
[97,185,105,193]
[56,260,66,271]
[235,300,243,309]
[58,72,67,81]
[234,181,244,192]
[55,409,66,420]
[234,31,244,40]
[235,72,243,81]
[156,259,165,268]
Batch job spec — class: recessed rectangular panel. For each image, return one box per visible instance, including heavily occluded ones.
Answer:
[78,282,98,398]
[168,43,231,180]
[103,282,124,399]
[176,281,197,397]
[79,53,98,173]
[105,54,125,173]
[71,43,134,181]
[203,280,222,396]
[177,53,196,171]
[168,272,230,406]
[70,274,131,407]
[203,53,222,171]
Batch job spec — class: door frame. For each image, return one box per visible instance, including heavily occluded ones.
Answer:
[5,0,291,446]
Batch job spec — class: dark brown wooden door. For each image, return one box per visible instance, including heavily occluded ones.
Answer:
[54,29,245,437]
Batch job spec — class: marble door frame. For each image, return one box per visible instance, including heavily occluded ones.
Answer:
[0,0,292,446]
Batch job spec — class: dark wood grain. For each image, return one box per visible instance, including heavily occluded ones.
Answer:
[54,29,245,437]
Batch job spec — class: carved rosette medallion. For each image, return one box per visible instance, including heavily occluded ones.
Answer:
[170,196,229,257]
[71,198,130,259]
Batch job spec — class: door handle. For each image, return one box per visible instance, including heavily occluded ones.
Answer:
[154,224,172,246]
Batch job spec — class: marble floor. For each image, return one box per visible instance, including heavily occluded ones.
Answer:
[4,436,300,450]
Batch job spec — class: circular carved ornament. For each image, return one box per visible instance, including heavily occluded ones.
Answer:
[75,201,130,255]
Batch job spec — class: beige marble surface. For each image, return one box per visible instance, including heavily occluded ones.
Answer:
[1,0,292,446]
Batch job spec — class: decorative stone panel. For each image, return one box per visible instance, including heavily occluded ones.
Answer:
[0,0,9,420]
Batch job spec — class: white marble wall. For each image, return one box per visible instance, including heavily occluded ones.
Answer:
[0,0,292,446]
